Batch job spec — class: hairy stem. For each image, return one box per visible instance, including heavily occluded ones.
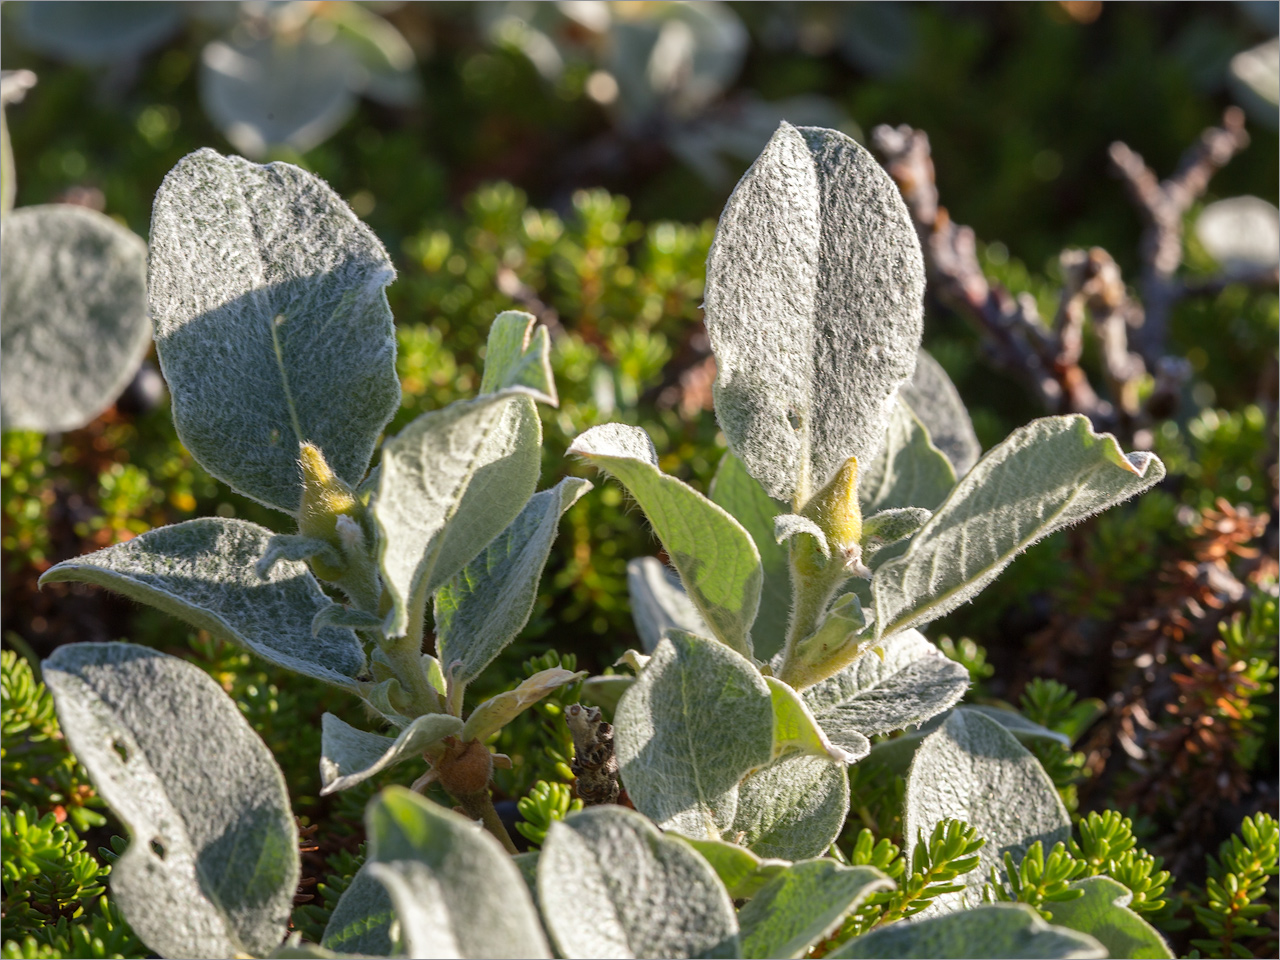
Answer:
[778,535,851,682]
[455,789,519,855]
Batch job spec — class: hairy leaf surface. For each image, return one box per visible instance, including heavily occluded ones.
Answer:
[367,787,550,959]
[905,709,1071,914]
[1,204,151,433]
[614,631,773,839]
[626,557,712,653]
[571,424,761,657]
[436,477,590,682]
[858,399,956,514]
[767,676,854,763]
[376,393,541,638]
[44,643,297,959]
[1049,877,1173,959]
[874,416,1165,638]
[540,806,740,959]
[320,863,395,957]
[704,123,925,505]
[460,667,585,742]
[738,861,892,960]
[148,149,399,513]
[39,518,365,688]
[478,310,557,405]
[671,836,789,900]
[732,754,849,861]
[319,713,463,795]
[899,349,982,476]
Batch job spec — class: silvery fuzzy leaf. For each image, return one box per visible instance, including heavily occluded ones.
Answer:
[1,204,151,432]
[774,513,830,556]
[766,676,855,763]
[614,631,773,840]
[710,451,791,661]
[802,629,968,746]
[738,860,893,960]
[376,393,541,638]
[366,786,551,959]
[460,667,585,742]
[39,518,365,689]
[671,835,790,900]
[43,643,297,960]
[704,122,925,506]
[539,806,740,960]
[905,708,1071,915]
[320,863,395,957]
[827,902,1105,959]
[626,557,712,654]
[436,477,590,682]
[899,349,982,476]
[478,310,557,406]
[857,398,956,514]
[148,149,399,514]
[1049,876,1174,959]
[318,712,463,796]
[571,423,762,658]
[732,753,850,861]
[873,416,1164,639]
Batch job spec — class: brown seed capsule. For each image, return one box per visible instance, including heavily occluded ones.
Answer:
[435,737,493,798]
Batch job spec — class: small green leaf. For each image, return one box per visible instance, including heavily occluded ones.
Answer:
[774,513,830,555]
[781,592,874,693]
[858,399,956,514]
[148,149,399,514]
[738,860,893,959]
[376,393,541,638]
[460,667,586,743]
[39,518,366,689]
[539,806,741,959]
[43,643,297,959]
[614,631,773,839]
[626,557,712,653]
[732,754,849,861]
[766,676,857,763]
[1049,876,1174,959]
[670,836,790,900]
[1,204,150,432]
[571,423,762,658]
[710,452,791,661]
[803,629,968,747]
[366,786,550,959]
[899,349,982,476]
[827,902,1105,959]
[861,507,931,555]
[436,477,591,683]
[320,863,395,957]
[905,708,1071,914]
[479,310,557,406]
[873,416,1165,638]
[704,123,925,506]
[319,712,463,795]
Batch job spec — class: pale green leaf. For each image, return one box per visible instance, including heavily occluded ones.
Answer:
[858,399,956,514]
[626,557,712,654]
[312,604,383,634]
[710,452,790,661]
[320,863,394,958]
[766,676,857,763]
[460,667,585,742]
[39,518,365,689]
[1,204,150,432]
[539,806,740,959]
[570,423,762,657]
[148,149,399,513]
[774,513,830,555]
[828,903,1105,959]
[255,535,342,578]
[860,507,931,559]
[963,705,1070,746]
[1049,876,1174,959]
[704,123,924,505]
[614,631,773,839]
[43,643,297,959]
[802,629,968,746]
[376,393,541,638]
[366,786,550,959]
[900,349,982,476]
[781,592,874,693]
[478,310,557,406]
[905,708,1071,915]
[319,712,463,795]
[732,754,849,861]
[739,860,893,960]
[670,836,789,900]
[873,416,1165,638]
[436,477,590,682]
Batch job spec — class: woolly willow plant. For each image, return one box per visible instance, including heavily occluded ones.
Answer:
[38,129,1174,959]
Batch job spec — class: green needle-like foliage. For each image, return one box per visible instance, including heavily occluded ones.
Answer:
[292,845,367,947]
[515,780,583,848]
[986,841,1087,920]
[1190,813,1279,958]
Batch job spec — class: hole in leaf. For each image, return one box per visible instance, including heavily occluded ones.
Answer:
[787,409,802,431]
[149,838,166,860]
[111,739,129,763]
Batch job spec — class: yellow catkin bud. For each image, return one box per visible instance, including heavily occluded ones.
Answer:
[298,443,359,579]
[802,456,862,553]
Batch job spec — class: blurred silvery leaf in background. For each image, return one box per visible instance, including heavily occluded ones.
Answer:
[1229,36,1279,129]
[15,1,186,65]
[1195,196,1280,277]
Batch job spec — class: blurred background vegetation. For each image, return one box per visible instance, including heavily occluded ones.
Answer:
[1,2,1276,957]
